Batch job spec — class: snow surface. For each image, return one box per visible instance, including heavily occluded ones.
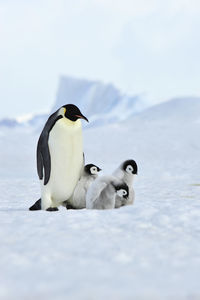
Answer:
[0,98,200,300]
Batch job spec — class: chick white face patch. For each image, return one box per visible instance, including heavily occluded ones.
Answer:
[90,167,98,175]
[126,165,133,174]
[117,189,128,198]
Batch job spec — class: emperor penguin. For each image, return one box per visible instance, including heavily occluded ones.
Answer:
[112,159,138,208]
[66,164,102,209]
[29,163,101,211]
[86,176,129,210]
[36,104,88,211]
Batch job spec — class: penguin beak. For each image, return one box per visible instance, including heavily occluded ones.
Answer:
[75,114,89,122]
[98,168,102,172]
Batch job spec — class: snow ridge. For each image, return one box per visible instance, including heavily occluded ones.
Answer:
[53,76,147,126]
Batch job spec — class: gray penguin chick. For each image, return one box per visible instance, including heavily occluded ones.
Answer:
[112,159,138,208]
[66,164,102,209]
[86,176,129,210]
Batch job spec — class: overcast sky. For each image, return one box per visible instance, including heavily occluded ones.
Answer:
[0,0,200,118]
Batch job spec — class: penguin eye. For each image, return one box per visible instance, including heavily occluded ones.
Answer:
[123,190,127,195]
[90,167,97,174]
[126,165,133,174]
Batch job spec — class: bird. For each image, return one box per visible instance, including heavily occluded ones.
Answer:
[29,164,101,210]
[86,176,129,210]
[29,164,101,211]
[112,159,138,208]
[65,164,102,209]
[35,104,88,211]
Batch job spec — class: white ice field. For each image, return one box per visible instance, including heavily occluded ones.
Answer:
[0,98,200,300]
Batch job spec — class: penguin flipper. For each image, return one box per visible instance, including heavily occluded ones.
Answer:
[29,199,41,210]
[86,179,107,207]
[36,111,63,185]
[37,147,43,180]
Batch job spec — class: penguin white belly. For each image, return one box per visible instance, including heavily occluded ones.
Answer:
[41,118,83,208]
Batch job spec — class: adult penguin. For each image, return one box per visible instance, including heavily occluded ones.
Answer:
[36,104,88,211]
[29,163,101,211]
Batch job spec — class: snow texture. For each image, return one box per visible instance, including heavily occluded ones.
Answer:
[0,97,200,300]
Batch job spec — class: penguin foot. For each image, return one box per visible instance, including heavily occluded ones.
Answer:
[29,199,41,211]
[66,204,75,210]
[46,207,59,211]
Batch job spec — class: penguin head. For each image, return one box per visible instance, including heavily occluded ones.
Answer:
[112,182,129,199]
[59,104,89,122]
[84,164,102,176]
[122,159,138,175]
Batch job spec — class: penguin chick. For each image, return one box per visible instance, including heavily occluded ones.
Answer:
[29,164,101,211]
[86,176,129,210]
[66,164,102,209]
[112,159,138,208]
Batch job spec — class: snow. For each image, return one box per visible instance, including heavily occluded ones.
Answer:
[54,76,148,126]
[0,98,200,299]
[0,76,149,130]
[0,118,20,128]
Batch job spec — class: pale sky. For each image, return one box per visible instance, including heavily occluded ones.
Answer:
[0,0,200,118]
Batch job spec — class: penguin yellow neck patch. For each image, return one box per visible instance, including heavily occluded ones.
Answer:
[58,107,66,117]
[60,117,82,128]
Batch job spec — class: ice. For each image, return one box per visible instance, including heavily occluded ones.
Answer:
[0,76,148,130]
[0,98,200,299]
[53,76,148,126]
